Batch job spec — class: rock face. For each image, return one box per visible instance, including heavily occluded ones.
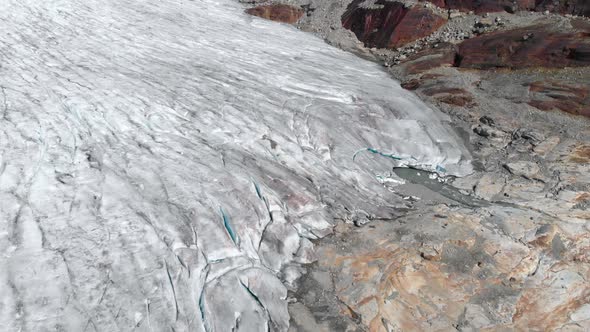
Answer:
[528,81,590,117]
[536,0,590,17]
[400,43,458,74]
[342,0,447,49]
[300,199,590,331]
[421,0,535,13]
[423,87,476,107]
[399,26,590,72]
[422,0,589,16]
[455,26,590,69]
[246,4,304,24]
[504,161,541,179]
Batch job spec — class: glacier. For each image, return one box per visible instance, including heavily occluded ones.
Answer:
[0,0,472,331]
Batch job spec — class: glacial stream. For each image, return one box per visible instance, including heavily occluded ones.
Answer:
[0,0,472,330]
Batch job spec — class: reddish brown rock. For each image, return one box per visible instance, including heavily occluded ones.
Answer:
[436,94,476,107]
[569,144,590,163]
[528,224,558,248]
[422,0,590,16]
[423,87,468,96]
[455,26,590,69]
[342,1,447,49]
[536,0,590,17]
[425,0,446,7]
[421,0,535,13]
[527,81,590,117]
[572,18,590,32]
[304,204,590,331]
[400,79,421,90]
[245,4,304,24]
[400,43,458,74]
[423,87,476,106]
[420,73,445,80]
[401,74,444,90]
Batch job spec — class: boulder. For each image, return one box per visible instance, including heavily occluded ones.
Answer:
[504,161,541,180]
[342,0,447,49]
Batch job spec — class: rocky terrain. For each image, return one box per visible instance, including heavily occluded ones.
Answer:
[244,0,590,331]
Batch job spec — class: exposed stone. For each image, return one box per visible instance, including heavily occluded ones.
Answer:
[572,18,590,32]
[474,173,504,200]
[455,25,590,69]
[420,244,442,261]
[297,203,590,331]
[421,85,477,106]
[533,136,561,156]
[436,93,476,107]
[400,43,458,74]
[527,81,590,118]
[420,73,445,80]
[571,304,590,323]
[527,224,558,247]
[400,78,421,90]
[536,0,590,17]
[473,124,505,139]
[400,26,590,75]
[448,10,463,19]
[420,0,590,16]
[288,302,333,332]
[479,115,495,126]
[420,0,535,14]
[342,1,447,49]
[504,161,541,179]
[569,144,590,163]
[246,4,304,24]
[512,128,545,143]
[476,17,494,28]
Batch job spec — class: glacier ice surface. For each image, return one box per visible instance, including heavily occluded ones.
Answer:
[0,0,472,330]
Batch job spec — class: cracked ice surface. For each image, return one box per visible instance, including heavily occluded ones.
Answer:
[0,0,472,330]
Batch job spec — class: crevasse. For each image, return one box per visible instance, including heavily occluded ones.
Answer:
[0,0,471,331]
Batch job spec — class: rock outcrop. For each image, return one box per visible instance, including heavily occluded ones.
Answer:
[397,26,590,72]
[422,0,535,13]
[527,81,590,117]
[423,86,476,107]
[298,196,590,331]
[422,0,590,16]
[342,0,447,49]
[455,26,590,69]
[400,43,458,74]
[536,0,590,17]
[246,4,304,24]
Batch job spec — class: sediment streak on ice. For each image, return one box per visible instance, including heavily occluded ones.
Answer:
[0,0,471,330]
